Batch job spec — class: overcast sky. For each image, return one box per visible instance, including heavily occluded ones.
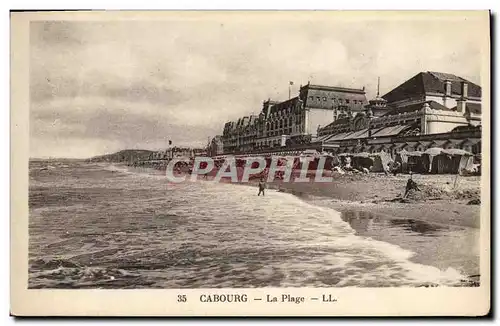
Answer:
[30,13,484,158]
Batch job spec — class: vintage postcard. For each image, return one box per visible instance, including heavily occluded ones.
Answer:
[11,10,490,316]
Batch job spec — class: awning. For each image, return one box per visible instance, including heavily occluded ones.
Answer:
[343,128,370,140]
[327,131,356,141]
[353,152,371,158]
[322,143,340,148]
[405,151,424,157]
[316,134,336,142]
[442,148,473,156]
[424,147,444,155]
[371,124,412,137]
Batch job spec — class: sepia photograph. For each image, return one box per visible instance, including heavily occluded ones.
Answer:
[11,10,490,316]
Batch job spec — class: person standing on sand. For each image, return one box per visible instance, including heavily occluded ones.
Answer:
[258,178,266,196]
[403,171,420,198]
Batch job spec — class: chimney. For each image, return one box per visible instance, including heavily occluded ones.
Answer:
[461,81,469,99]
[457,99,466,113]
[444,80,452,96]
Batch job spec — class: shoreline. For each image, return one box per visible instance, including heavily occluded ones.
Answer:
[116,163,481,284]
[251,174,480,284]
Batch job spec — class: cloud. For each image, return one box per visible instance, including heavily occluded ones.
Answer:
[29,15,484,158]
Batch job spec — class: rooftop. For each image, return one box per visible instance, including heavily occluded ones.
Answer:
[382,71,481,103]
[302,83,366,94]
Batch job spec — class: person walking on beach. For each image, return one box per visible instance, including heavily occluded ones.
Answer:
[258,178,266,196]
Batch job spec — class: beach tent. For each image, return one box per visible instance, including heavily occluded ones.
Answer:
[406,151,425,173]
[395,150,426,173]
[395,149,409,172]
[442,148,474,174]
[351,152,374,170]
[390,143,407,159]
[371,151,393,173]
[422,147,444,173]
[422,148,472,174]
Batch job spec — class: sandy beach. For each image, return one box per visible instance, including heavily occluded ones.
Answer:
[266,173,481,228]
[251,173,482,283]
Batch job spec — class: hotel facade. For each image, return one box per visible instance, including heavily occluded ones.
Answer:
[221,83,368,154]
[216,71,482,157]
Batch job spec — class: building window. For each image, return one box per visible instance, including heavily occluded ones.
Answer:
[346,99,350,104]
[317,97,321,101]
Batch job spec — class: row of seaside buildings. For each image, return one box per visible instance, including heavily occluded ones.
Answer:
[208,71,482,158]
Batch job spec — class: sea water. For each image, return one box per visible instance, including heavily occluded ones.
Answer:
[29,161,469,288]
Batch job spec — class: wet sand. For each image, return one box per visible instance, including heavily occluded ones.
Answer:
[259,173,481,281]
[265,173,481,228]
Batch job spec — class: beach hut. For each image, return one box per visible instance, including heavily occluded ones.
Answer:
[395,149,426,173]
[395,149,409,172]
[421,148,472,174]
[422,147,444,173]
[390,143,407,159]
[406,151,425,173]
[352,152,374,170]
[371,151,393,173]
[460,138,480,154]
[441,148,474,174]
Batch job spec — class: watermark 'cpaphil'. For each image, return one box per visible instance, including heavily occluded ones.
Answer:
[165,156,335,183]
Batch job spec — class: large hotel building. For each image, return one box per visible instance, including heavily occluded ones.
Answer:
[216,71,482,157]
[222,83,368,153]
